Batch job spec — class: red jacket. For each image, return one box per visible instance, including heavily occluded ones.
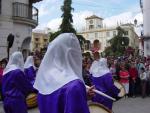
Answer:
[129,68,138,80]
[119,70,129,83]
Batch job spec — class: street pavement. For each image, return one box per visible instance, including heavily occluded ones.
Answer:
[0,97,150,113]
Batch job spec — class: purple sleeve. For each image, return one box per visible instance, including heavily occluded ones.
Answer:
[105,74,120,98]
[15,70,34,96]
[65,82,90,113]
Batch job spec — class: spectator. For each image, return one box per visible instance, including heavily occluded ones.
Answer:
[119,65,130,97]
[129,62,138,97]
[140,67,147,98]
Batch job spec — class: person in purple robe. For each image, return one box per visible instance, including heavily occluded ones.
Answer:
[24,56,36,85]
[2,51,34,113]
[34,33,92,113]
[90,58,120,110]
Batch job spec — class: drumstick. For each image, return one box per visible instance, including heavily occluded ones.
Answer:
[86,85,116,101]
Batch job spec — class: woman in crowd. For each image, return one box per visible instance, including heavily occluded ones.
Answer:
[129,62,138,97]
[140,67,147,98]
[34,33,94,113]
[24,56,36,85]
[90,58,120,110]
[2,51,34,113]
[119,64,130,97]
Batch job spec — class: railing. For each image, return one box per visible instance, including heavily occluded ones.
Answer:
[13,2,38,25]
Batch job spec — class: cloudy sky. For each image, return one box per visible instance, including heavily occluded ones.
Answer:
[34,0,143,32]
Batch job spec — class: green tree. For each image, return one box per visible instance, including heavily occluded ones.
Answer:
[104,26,129,57]
[49,0,76,42]
[49,31,61,42]
[48,0,86,51]
[60,0,76,33]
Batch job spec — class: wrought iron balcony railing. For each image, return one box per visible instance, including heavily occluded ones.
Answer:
[13,2,38,27]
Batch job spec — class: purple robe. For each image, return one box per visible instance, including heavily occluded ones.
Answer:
[38,79,90,113]
[91,73,120,110]
[2,69,34,113]
[24,66,36,85]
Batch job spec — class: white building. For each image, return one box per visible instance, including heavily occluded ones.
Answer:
[143,0,150,57]
[78,15,139,52]
[0,0,43,59]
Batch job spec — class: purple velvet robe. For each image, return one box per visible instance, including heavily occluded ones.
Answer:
[2,69,34,113]
[38,79,90,113]
[91,73,119,110]
[24,66,36,85]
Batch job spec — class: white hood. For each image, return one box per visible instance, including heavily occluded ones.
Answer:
[34,33,83,95]
[24,56,35,69]
[90,58,110,77]
[3,51,24,75]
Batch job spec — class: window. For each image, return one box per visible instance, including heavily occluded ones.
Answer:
[89,20,93,24]
[89,25,94,30]
[113,31,116,36]
[85,41,91,50]
[98,25,102,28]
[95,33,98,38]
[35,38,39,42]
[44,39,47,42]
[106,32,110,37]
[86,34,89,38]
[124,31,128,35]
[35,44,39,48]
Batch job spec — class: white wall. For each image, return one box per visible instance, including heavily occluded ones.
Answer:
[0,0,13,59]
[143,0,150,57]
[0,0,32,59]
[143,0,150,36]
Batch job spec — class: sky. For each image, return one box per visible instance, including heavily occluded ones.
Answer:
[34,0,143,32]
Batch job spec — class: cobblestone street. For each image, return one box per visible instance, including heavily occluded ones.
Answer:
[0,97,150,113]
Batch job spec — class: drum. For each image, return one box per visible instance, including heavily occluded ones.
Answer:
[114,80,126,97]
[88,102,112,113]
[26,93,37,108]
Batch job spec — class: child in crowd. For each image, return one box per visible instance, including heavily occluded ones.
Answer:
[140,67,147,98]
[129,62,138,97]
[119,65,130,97]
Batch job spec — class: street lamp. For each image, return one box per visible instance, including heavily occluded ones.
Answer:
[134,19,137,27]
[140,0,143,13]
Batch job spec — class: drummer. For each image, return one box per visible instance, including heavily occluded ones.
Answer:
[90,58,120,110]
[24,56,36,85]
[34,33,94,113]
[2,51,34,113]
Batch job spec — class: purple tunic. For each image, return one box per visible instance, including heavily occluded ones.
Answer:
[2,69,34,113]
[91,73,120,110]
[38,79,90,113]
[24,66,36,85]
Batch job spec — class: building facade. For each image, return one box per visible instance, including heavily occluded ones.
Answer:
[143,0,150,57]
[78,15,139,52]
[32,31,49,52]
[0,0,43,59]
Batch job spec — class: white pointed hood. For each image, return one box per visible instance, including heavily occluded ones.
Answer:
[3,51,24,75]
[90,58,110,77]
[24,56,35,69]
[34,33,83,95]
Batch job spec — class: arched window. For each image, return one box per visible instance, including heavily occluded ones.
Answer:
[85,40,91,50]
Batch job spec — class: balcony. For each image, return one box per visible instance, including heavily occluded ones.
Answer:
[12,2,38,28]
